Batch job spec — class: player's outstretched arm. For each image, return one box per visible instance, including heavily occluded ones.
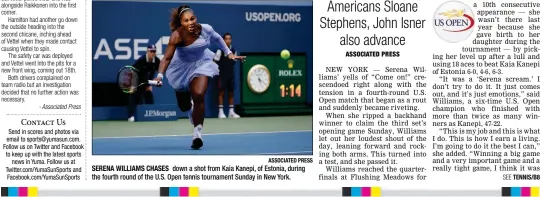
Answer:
[205,25,231,55]
[204,24,245,61]
[155,31,180,85]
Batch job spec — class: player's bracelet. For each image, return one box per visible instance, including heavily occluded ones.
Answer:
[157,73,164,79]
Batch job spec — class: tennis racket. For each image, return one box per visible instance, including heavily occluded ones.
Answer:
[117,65,160,94]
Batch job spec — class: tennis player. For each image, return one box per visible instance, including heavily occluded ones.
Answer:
[128,45,160,122]
[214,32,240,119]
[154,5,246,149]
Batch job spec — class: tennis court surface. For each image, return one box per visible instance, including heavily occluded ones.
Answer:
[92,115,312,155]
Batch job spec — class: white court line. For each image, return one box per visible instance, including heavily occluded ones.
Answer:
[258,151,312,155]
[93,130,312,140]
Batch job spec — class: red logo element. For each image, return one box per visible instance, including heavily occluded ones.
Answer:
[444,14,474,32]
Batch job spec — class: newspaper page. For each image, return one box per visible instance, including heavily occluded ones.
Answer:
[0,0,538,196]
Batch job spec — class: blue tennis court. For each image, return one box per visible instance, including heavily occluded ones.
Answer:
[93,130,312,155]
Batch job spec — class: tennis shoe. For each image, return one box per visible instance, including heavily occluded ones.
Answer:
[191,138,203,149]
[192,125,203,139]
[128,116,134,122]
[228,111,240,118]
[218,111,226,119]
[191,125,203,149]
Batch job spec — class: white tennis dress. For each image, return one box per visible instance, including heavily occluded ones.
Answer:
[165,24,232,92]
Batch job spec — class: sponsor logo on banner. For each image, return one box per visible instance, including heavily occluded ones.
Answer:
[93,36,169,60]
[245,12,301,22]
[278,60,302,77]
[144,110,177,118]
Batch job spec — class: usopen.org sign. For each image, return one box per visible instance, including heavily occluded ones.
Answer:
[93,36,169,61]
[245,12,302,22]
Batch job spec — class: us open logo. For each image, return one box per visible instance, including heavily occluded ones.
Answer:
[433,1,475,43]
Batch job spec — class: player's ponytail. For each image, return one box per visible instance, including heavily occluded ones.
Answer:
[169,7,181,31]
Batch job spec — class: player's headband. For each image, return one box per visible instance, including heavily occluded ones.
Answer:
[179,8,192,16]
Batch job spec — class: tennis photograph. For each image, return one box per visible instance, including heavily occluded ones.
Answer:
[91,0,313,155]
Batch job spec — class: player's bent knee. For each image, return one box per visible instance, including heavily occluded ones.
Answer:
[192,93,205,103]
